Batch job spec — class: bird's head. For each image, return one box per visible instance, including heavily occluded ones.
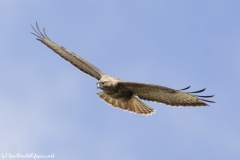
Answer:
[97,75,118,90]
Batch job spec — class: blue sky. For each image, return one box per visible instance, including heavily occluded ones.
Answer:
[1,0,240,159]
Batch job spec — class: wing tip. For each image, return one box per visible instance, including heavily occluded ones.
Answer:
[31,22,50,40]
[178,86,215,105]
[178,85,191,91]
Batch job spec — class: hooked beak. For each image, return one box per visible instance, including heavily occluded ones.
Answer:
[96,82,100,89]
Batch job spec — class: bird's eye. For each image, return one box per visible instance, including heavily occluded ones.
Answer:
[101,82,105,85]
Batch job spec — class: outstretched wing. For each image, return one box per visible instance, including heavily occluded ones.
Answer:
[117,82,215,107]
[31,22,104,80]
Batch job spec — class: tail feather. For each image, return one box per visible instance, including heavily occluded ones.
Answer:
[97,92,155,115]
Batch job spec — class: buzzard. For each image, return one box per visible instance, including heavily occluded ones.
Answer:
[31,23,215,116]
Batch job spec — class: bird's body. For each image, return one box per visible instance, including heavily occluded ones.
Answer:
[98,76,131,101]
[31,23,215,116]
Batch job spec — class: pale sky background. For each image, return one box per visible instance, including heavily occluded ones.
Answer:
[1,0,240,160]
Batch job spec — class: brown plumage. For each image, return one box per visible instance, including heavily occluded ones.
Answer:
[31,22,215,116]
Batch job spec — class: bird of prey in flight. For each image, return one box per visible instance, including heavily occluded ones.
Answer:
[31,22,215,116]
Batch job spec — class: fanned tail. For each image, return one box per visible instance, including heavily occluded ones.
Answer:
[97,92,155,116]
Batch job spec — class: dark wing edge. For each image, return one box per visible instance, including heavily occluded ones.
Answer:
[117,82,215,107]
[177,86,215,104]
[31,22,104,80]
